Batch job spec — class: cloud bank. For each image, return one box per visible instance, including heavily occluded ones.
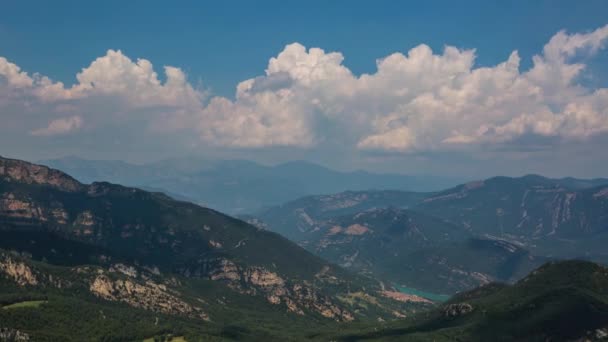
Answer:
[1,25,608,156]
[30,115,83,136]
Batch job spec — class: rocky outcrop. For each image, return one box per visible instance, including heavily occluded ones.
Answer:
[0,328,30,341]
[288,283,354,321]
[246,267,285,287]
[51,208,69,224]
[0,193,46,221]
[0,256,38,286]
[199,258,353,321]
[576,327,608,342]
[344,224,371,235]
[109,264,138,278]
[593,187,608,199]
[74,211,96,227]
[209,240,223,248]
[443,302,474,318]
[207,258,241,281]
[327,224,372,236]
[90,273,208,320]
[1,251,209,322]
[379,291,432,304]
[243,218,268,230]
[0,157,83,192]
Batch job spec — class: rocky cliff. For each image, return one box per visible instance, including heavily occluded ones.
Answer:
[0,156,84,192]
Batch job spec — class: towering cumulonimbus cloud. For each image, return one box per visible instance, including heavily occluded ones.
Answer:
[0,25,607,153]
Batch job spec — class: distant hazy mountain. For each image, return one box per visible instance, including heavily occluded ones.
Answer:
[416,175,608,260]
[253,174,608,294]
[251,190,430,240]
[307,208,544,294]
[253,198,542,294]
[254,175,608,237]
[40,156,463,214]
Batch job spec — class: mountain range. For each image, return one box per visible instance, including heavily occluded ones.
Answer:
[0,156,430,341]
[39,156,463,214]
[2,155,608,340]
[416,176,608,260]
[252,175,608,294]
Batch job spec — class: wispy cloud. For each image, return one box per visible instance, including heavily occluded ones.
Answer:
[30,116,83,136]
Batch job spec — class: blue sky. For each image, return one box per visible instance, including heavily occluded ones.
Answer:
[3,0,607,96]
[1,1,608,178]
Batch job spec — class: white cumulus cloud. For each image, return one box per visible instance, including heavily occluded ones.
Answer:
[192,24,608,151]
[1,25,608,155]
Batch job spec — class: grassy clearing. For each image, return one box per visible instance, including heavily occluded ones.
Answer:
[2,300,47,310]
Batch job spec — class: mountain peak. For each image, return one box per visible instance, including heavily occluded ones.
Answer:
[0,156,84,192]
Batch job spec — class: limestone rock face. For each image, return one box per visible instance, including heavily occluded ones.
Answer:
[90,273,208,320]
[75,211,96,226]
[443,302,474,318]
[288,283,354,321]
[246,267,285,287]
[208,258,241,281]
[0,157,83,192]
[0,328,30,342]
[344,224,371,235]
[0,251,209,321]
[0,256,38,286]
[0,193,46,220]
[192,258,354,321]
[379,290,432,304]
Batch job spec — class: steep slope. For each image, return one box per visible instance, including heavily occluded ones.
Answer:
[251,190,429,240]
[255,176,608,295]
[41,156,460,214]
[417,175,608,238]
[415,176,608,261]
[551,175,608,190]
[289,206,540,294]
[0,156,427,335]
[255,174,608,245]
[0,250,343,341]
[298,208,467,271]
[330,260,608,341]
[386,237,542,294]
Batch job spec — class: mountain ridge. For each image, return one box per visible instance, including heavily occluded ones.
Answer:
[38,156,464,214]
[253,174,608,294]
[0,156,424,331]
